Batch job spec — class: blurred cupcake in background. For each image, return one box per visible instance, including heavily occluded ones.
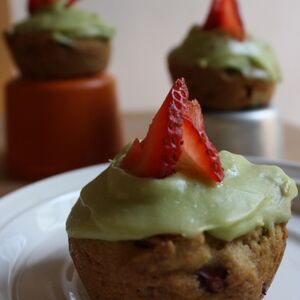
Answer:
[5,0,115,79]
[168,0,281,111]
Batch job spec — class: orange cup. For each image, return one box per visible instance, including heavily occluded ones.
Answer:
[5,73,122,180]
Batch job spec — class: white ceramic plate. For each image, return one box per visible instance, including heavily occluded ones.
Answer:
[0,160,299,300]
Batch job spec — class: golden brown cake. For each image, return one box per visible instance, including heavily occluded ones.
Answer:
[5,32,111,79]
[69,224,287,300]
[168,62,275,111]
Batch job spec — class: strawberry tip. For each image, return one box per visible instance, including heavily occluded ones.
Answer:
[202,0,245,41]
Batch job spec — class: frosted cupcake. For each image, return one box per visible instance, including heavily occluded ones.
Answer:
[67,79,297,299]
[168,0,281,111]
[5,0,115,79]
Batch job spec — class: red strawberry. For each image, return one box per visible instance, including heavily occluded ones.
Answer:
[203,0,245,41]
[121,79,224,183]
[28,0,76,14]
[178,114,224,183]
[121,78,189,178]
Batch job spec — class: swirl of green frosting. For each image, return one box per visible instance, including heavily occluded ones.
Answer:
[12,1,115,43]
[168,26,281,82]
[66,150,297,242]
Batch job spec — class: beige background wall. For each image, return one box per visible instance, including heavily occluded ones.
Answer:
[8,0,300,126]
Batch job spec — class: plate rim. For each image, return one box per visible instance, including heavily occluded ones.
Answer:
[0,163,109,229]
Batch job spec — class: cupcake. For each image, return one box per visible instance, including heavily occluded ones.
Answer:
[66,79,297,300]
[5,0,115,79]
[168,0,281,111]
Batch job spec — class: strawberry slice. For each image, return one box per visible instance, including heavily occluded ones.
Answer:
[121,79,224,183]
[178,118,224,183]
[179,99,224,183]
[203,0,245,41]
[121,78,189,178]
[28,0,76,14]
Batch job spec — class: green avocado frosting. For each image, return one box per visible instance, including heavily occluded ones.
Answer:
[66,150,297,242]
[168,26,281,82]
[12,1,115,44]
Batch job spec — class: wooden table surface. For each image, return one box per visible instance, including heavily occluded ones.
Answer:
[0,112,299,197]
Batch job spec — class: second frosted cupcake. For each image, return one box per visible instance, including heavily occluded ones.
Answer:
[168,0,281,111]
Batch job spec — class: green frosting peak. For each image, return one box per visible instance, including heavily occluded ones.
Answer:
[66,151,297,242]
[12,1,115,43]
[168,26,281,82]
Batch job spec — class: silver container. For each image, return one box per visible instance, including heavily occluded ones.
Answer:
[204,107,282,159]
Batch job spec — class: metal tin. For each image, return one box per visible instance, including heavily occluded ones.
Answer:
[204,107,282,159]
